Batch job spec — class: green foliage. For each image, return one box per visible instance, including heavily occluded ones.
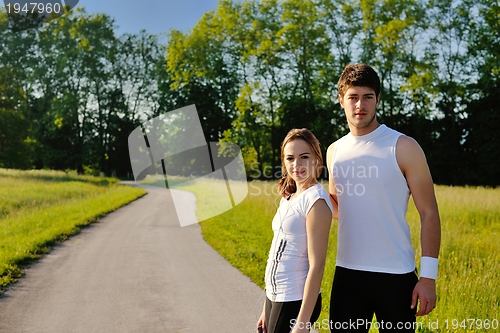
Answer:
[165,0,241,142]
[0,109,32,169]
[162,0,499,186]
[198,181,500,332]
[0,7,165,177]
[0,1,498,185]
[0,169,146,290]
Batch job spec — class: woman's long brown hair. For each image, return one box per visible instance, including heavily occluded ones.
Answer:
[277,128,323,198]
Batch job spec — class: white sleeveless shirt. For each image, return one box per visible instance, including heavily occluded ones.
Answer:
[265,183,333,302]
[331,125,415,274]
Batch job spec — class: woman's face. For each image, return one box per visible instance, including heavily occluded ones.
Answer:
[283,138,317,187]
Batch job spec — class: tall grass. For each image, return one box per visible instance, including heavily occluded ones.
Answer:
[416,186,500,332]
[0,168,146,290]
[194,181,499,332]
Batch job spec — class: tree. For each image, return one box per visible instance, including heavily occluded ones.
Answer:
[1,0,498,186]
[421,0,475,184]
[234,0,284,173]
[0,10,35,169]
[14,8,166,177]
[359,0,428,129]
[166,2,240,143]
[462,0,500,186]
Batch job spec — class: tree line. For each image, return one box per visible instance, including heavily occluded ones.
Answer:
[0,0,499,186]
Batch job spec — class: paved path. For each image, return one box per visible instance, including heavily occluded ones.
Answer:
[0,183,264,333]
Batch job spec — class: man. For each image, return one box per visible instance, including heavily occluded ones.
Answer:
[326,64,441,332]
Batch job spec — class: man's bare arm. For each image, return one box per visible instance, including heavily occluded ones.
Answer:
[397,135,441,316]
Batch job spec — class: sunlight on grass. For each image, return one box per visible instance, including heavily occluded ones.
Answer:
[141,173,249,223]
[191,181,499,333]
[0,169,146,290]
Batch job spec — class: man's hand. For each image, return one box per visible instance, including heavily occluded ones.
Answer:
[411,278,436,316]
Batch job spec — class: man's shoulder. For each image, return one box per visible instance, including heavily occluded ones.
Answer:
[327,135,349,151]
[396,135,426,172]
[326,141,336,153]
[396,134,421,149]
[326,138,343,160]
[379,124,405,137]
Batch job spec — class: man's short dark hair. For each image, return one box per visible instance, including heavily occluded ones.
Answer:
[337,64,381,99]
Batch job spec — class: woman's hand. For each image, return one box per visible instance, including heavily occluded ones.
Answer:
[256,310,266,333]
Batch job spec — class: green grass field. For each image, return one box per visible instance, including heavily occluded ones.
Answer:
[191,180,499,333]
[0,168,146,291]
[5,170,497,331]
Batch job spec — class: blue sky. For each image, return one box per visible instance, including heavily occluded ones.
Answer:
[78,0,220,35]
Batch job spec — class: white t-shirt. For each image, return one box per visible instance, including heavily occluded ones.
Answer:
[265,183,333,302]
[332,124,415,274]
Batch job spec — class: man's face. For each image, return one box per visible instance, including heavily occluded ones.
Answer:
[339,86,380,134]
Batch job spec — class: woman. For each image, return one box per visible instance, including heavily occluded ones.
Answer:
[257,128,336,333]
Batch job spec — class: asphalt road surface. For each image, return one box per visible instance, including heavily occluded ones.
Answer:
[0,183,265,333]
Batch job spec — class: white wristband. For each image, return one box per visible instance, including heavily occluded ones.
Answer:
[420,256,439,280]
